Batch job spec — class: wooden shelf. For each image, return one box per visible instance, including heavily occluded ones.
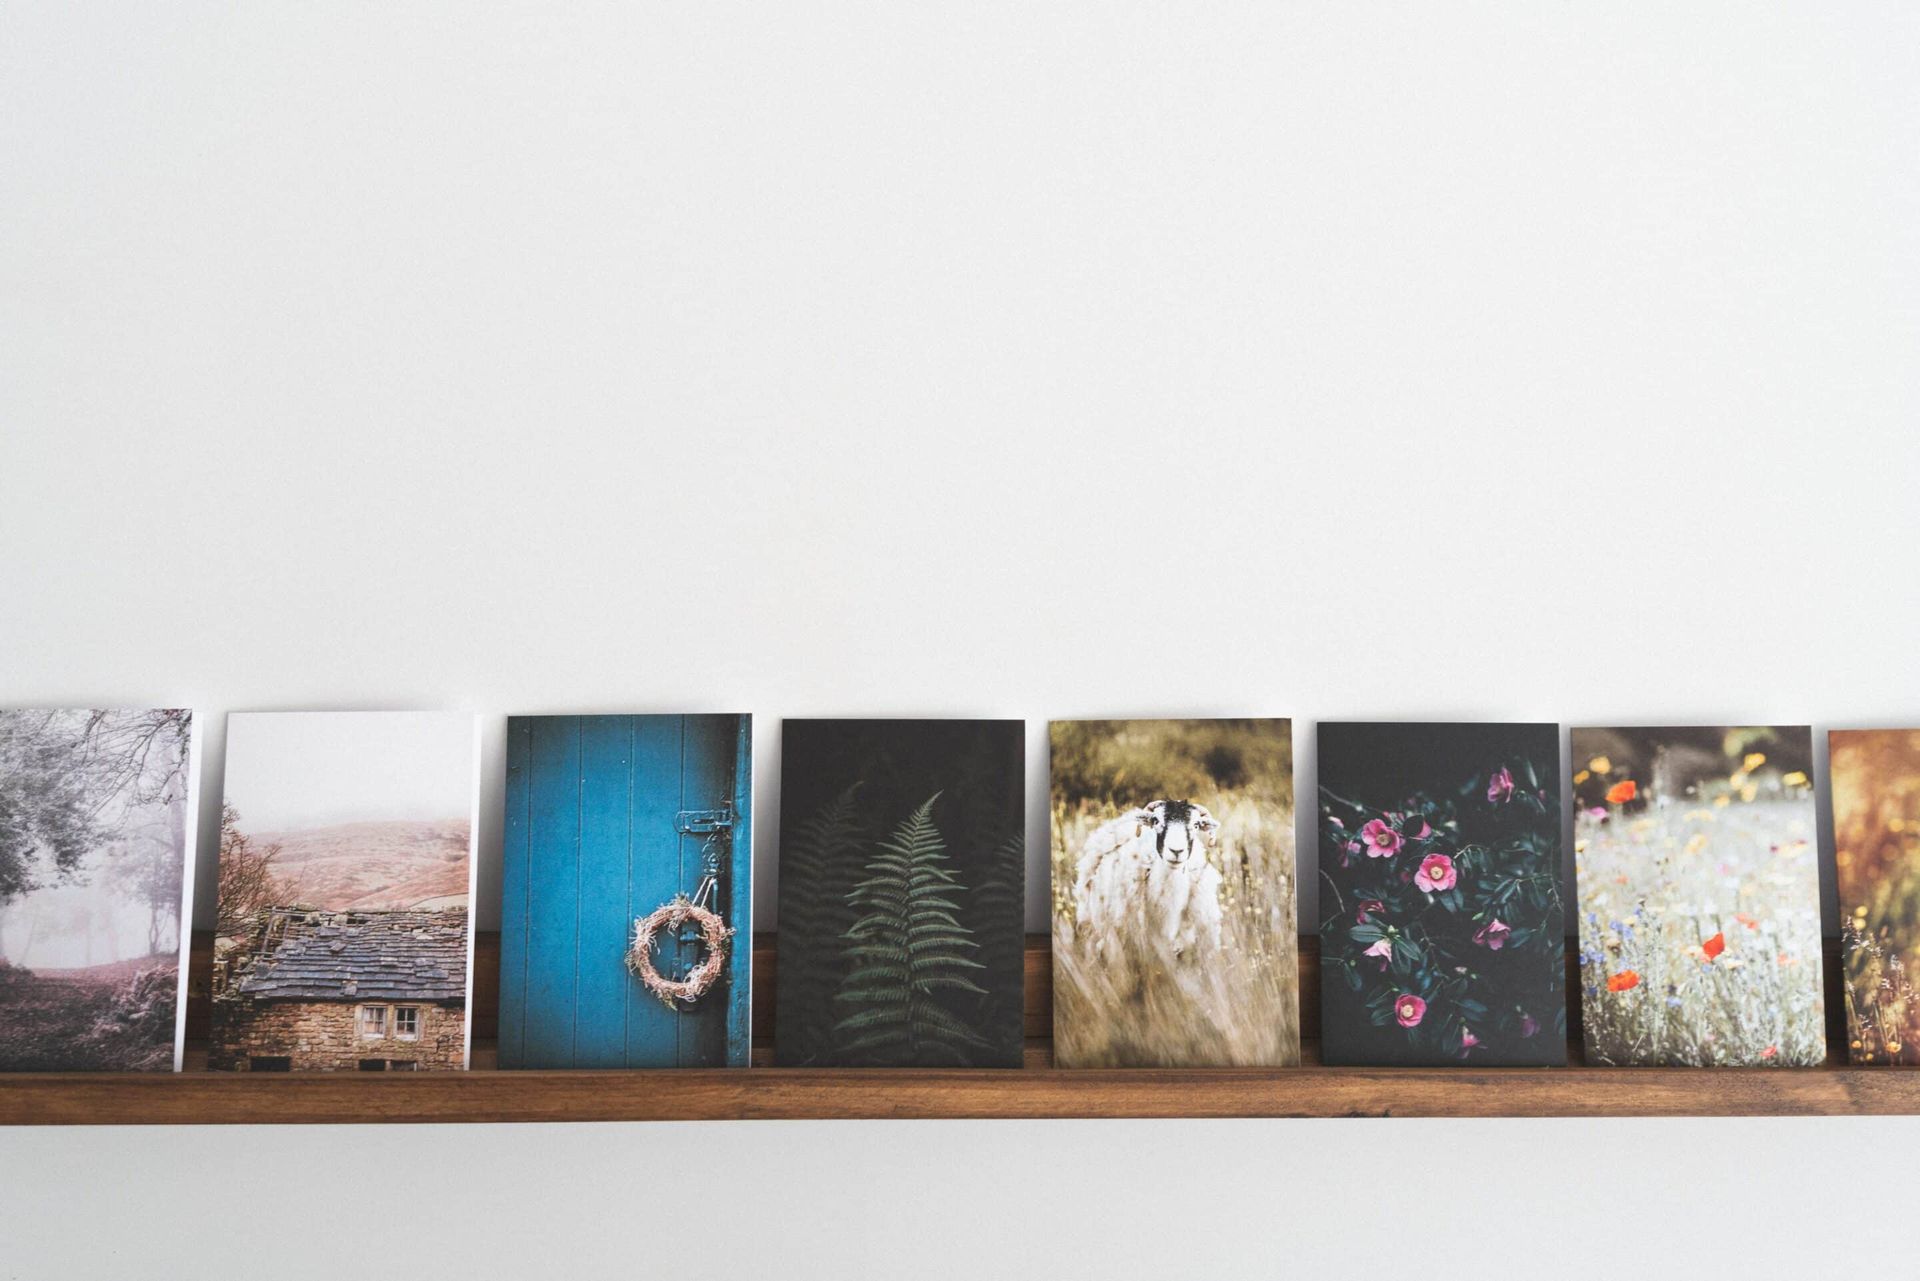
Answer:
[3,934,1909,1124]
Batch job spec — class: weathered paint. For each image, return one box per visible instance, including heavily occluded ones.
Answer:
[499,714,752,1068]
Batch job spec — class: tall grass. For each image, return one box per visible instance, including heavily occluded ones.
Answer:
[1576,792,1824,1066]
[1052,791,1298,1067]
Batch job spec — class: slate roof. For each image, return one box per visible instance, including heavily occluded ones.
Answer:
[235,909,468,1004]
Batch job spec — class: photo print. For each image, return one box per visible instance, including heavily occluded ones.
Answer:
[499,714,752,1069]
[0,709,197,1071]
[1050,719,1297,1068]
[1830,729,1920,1065]
[1318,722,1565,1067]
[1573,726,1822,1067]
[209,711,479,1072]
[777,719,1024,1068]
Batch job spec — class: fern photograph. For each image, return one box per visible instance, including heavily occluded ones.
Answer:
[776,719,1024,1068]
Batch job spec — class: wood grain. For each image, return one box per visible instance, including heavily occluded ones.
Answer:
[7,931,1884,1125]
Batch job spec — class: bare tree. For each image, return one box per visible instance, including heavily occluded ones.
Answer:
[73,710,192,814]
[0,708,193,911]
[216,803,288,936]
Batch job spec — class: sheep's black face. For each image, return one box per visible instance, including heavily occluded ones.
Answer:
[1136,799,1220,866]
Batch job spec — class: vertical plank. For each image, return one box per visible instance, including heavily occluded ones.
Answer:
[497,718,533,1069]
[725,714,754,1067]
[524,716,581,1066]
[680,714,737,1067]
[573,716,632,1067]
[625,715,685,1067]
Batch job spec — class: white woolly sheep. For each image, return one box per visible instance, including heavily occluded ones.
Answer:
[1073,799,1225,964]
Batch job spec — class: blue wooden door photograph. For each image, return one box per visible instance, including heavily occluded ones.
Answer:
[499,714,752,1068]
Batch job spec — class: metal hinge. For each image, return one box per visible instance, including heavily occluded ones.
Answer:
[676,807,733,834]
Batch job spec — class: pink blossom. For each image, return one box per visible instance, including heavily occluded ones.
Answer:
[1461,1026,1480,1051]
[1487,766,1514,803]
[1329,815,1345,829]
[1363,938,1393,970]
[1355,899,1385,924]
[1413,852,1456,894]
[1473,918,1512,950]
[1585,806,1609,820]
[1519,1013,1540,1038]
[1360,819,1403,859]
[1393,994,1426,1027]
[1406,816,1431,839]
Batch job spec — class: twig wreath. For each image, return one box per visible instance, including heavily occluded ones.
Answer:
[626,896,733,1008]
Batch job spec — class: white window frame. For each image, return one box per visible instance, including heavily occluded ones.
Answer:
[358,1004,389,1039]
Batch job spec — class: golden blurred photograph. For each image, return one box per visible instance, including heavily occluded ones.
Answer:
[1833,729,1920,1066]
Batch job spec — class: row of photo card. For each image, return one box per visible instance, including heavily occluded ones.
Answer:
[2,710,1917,1073]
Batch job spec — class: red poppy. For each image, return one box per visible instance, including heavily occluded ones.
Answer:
[1605,780,1638,805]
[1702,932,1726,961]
[1607,970,1641,992]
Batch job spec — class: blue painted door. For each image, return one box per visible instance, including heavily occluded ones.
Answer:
[499,714,752,1068]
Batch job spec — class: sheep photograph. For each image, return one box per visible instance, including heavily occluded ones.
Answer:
[1574,726,1823,1067]
[1050,719,1298,1068]
[776,719,1024,1068]
[1832,729,1920,1065]
[0,708,196,1071]
[1318,722,1564,1067]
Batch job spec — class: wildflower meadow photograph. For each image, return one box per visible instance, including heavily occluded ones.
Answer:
[1050,719,1297,1068]
[1317,722,1565,1067]
[1572,726,1823,1067]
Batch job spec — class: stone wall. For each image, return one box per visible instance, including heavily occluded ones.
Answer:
[211,998,466,1071]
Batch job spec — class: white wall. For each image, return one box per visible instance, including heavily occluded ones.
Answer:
[3,3,1918,1276]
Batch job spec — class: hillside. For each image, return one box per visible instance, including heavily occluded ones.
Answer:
[252,819,472,911]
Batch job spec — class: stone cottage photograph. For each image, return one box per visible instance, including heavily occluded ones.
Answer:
[209,712,479,1071]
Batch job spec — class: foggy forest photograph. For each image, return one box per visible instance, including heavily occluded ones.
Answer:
[0,708,195,1071]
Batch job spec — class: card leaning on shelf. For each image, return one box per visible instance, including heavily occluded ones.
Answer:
[1572,725,1823,1067]
[1050,718,1298,1068]
[1831,729,1920,1066]
[208,711,480,1073]
[498,713,753,1069]
[776,718,1025,1068]
[1317,721,1567,1067]
[0,709,200,1072]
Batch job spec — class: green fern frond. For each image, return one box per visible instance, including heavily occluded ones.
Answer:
[828,793,999,1065]
[969,832,1027,1055]
[782,783,867,1063]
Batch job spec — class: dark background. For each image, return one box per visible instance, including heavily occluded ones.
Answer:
[1317,721,1565,1067]
[776,719,1024,1066]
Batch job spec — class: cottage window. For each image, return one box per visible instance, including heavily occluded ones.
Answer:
[358,1005,389,1039]
[394,1006,421,1040]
